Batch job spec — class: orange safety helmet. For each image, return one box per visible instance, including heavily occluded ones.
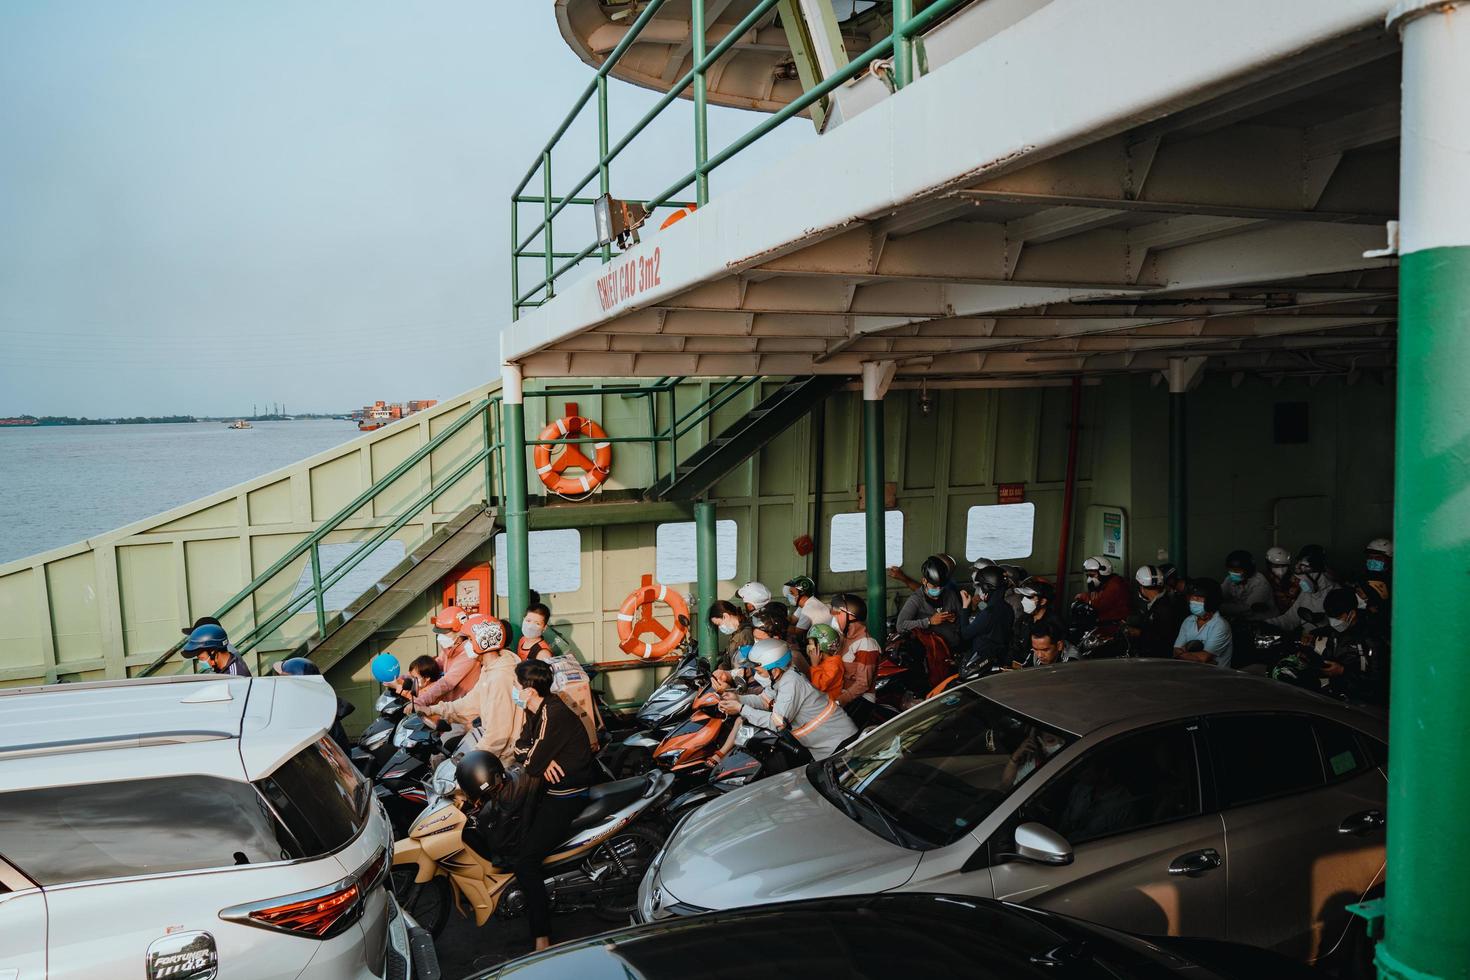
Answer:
[459,613,507,655]
[430,605,467,631]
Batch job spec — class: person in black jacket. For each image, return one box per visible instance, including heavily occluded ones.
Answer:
[958,564,1015,678]
[1127,565,1188,659]
[510,657,596,950]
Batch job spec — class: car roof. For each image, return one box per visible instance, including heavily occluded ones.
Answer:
[476,893,1316,979]
[0,674,334,790]
[969,659,1382,736]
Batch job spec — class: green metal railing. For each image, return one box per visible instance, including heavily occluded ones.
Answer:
[140,396,505,675]
[140,378,778,676]
[510,0,971,320]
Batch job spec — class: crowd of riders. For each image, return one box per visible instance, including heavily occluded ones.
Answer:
[873,536,1393,705]
[173,534,1391,950]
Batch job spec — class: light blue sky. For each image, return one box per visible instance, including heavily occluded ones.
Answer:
[0,2,808,416]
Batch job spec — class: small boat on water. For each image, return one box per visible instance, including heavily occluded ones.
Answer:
[228,419,252,429]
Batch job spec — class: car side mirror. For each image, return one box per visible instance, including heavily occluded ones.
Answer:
[1011,822,1073,866]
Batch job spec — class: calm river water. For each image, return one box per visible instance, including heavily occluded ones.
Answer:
[0,419,360,564]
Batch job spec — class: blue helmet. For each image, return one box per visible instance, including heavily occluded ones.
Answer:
[275,657,321,677]
[182,623,229,655]
[370,653,401,683]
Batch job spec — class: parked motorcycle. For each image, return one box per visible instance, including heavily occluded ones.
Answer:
[874,628,956,714]
[350,688,410,777]
[665,721,813,819]
[391,769,675,935]
[600,625,709,778]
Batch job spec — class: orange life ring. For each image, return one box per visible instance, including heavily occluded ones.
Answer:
[534,414,612,497]
[616,580,690,659]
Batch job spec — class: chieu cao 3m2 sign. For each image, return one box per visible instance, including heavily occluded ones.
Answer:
[596,246,662,312]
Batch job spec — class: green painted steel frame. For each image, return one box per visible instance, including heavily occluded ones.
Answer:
[509,0,972,319]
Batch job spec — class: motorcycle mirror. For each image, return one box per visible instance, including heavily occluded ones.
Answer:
[435,719,451,733]
[677,614,691,629]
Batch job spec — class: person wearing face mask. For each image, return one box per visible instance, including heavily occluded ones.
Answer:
[782,575,831,637]
[829,594,882,720]
[956,564,1014,676]
[1009,579,1055,664]
[1220,550,1274,621]
[707,599,754,672]
[1128,565,1187,659]
[737,580,773,616]
[516,603,556,661]
[1272,588,1386,703]
[1263,545,1299,613]
[508,657,597,951]
[752,604,811,674]
[1075,556,1131,625]
[1362,537,1393,623]
[422,614,522,765]
[397,605,482,710]
[896,555,964,651]
[1173,578,1233,668]
[1265,544,1339,634]
[718,638,857,760]
[182,623,251,675]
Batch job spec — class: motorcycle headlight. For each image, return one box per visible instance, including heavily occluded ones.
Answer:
[656,749,683,767]
[431,759,458,798]
[733,723,757,748]
[361,727,391,750]
[393,720,414,748]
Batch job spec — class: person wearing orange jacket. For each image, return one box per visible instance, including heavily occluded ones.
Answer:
[422,614,522,766]
[1075,556,1132,626]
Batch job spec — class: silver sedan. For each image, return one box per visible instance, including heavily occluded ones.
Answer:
[639,659,1386,966]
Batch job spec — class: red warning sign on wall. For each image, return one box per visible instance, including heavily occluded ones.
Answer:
[998,483,1026,505]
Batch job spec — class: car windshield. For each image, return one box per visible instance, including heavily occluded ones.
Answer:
[810,687,1075,849]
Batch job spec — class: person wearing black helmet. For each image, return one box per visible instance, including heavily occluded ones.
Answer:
[456,750,531,875]
[1220,550,1273,621]
[1173,577,1233,668]
[1008,578,1055,664]
[829,594,881,717]
[896,555,964,651]
[509,657,596,951]
[956,563,1014,677]
[1266,544,1340,633]
[182,623,250,676]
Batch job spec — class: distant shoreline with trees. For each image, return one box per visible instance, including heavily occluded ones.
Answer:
[0,413,346,427]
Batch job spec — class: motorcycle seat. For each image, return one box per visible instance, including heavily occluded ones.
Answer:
[569,775,652,832]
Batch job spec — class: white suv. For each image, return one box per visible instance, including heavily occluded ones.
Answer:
[0,674,439,980]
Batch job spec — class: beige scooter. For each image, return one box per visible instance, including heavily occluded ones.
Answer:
[391,769,673,935]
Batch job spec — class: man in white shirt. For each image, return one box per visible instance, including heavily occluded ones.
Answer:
[783,575,831,636]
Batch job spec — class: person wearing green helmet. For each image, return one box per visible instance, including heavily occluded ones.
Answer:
[782,575,831,639]
[805,622,844,701]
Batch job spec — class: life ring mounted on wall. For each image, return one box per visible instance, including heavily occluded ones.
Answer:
[534,402,613,499]
[617,574,690,659]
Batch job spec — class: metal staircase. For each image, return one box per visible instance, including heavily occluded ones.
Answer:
[303,505,500,672]
[646,376,844,501]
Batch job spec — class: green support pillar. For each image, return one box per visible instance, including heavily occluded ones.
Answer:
[1165,358,1203,573]
[502,362,531,640]
[1167,391,1186,571]
[862,363,888,642]
[1378,4,1470,978]
[695,500,719,663]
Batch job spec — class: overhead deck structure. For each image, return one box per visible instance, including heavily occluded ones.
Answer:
[503,1,1467,977]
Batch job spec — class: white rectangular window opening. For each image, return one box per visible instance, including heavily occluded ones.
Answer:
[495,529,582,596]
[828,510,905,573]
[292,540,407,613]
[965,502,1036,561]
[655,520,738,585]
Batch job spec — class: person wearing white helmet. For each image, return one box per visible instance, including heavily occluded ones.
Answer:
[1364,537,1393,588]
[1265,545,1339,634]
[1263,545,1299,613]
[718,638,856,760]
[1075,556,1131,625]
[1127,565,1187,659]
[737,581,772,614]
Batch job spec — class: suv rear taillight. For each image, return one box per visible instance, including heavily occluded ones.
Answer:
[222,850,388,940]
